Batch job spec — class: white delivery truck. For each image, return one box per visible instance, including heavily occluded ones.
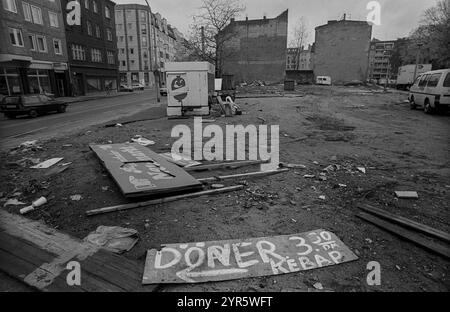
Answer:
[396,64,432,90]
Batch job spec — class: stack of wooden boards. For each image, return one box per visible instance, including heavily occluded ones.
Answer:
[357,204,450,259]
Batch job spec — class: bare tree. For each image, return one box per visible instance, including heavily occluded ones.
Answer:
[288,17,310,70]
[187,0,245,75]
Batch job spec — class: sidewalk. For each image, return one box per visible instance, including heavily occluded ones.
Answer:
[58,91,131,105]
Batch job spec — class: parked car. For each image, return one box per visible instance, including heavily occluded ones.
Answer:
[0,94,67,118]
[119,84,133,92]
[408,68,450,114]
[316,76,332,85]
[132,83,145,90]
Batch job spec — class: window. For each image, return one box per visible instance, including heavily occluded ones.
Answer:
[119,36,124,42]
[105,6,110,18]
[53,39,62,55]
[121,60,126,66]
[418,74,430,87]
[93,1,97,13]
[141,24,147,34]
[140,11,146,20]
[443,73,450,87]
[22,2,31,21]
[71,44,86,60]
[36,35,47,52]
[117,24,123,31]
[49,11,59,27]
[142,37,147,47]
[3,0,17,13]
[120,48,124,54]
[8,27,23,47]
[91,48,102,62]
[95,25,100,38]
[28,34,36,51]
[107,51,114,64]
[130,48,134,54]
[144,60,148,69]
[127,23,132,29]
[426,73,442,88]
[87,21,92,35]
[84,0,89,9]
[106,28,112,41]
[128,36,133,42]
[30,5,42,24]
[143,51,148,58]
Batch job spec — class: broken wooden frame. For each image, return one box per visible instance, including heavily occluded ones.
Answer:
[197,168,289,183]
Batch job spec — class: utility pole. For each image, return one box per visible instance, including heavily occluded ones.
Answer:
[144,0,160,103]
[201,26,205,56]
[412,42,423,82]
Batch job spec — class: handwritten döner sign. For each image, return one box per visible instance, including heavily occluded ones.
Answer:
[142,229,358,284]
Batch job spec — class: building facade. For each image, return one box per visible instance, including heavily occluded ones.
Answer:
[61,0,118,96]
[368,39,395,83]
[1,0,69,97]
[286,45,312,70]
[218,10,288,83]
[313,19,372,84]
[115,4,181,87]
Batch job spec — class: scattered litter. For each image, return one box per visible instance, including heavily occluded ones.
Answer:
[395,191,418,199]
[257,117,266,123]
[84,226,139,253]
[60,162,72,166]
[291,218,297,223]
[396,265,401,270]
[62,144,73,147]
[44,164,70,176]
[70,194,82,201]
[319,195,326,200]
[357,167,366,174]
[19,197,47,215]
[4,198,26,207]
[313,161,319,165]
[159,152,201,167]
[313,282,324,290]
[303,174,315,178]
[115,123,123,127]
[211,184,225,189]
[365,238,373,244]
[330,156,337,161]
[31,158,64,169]
[19,140,38,148]
[131,137,155,146]
[338,184,347,188]
[323,165,335,172]
[102,186,109,191]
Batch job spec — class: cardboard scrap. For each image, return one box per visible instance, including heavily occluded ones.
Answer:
[142,229,358,284]
[395,191,418,199]
[84,226,139,253]
[31,158,63,169]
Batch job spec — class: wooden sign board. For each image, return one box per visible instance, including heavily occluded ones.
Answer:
[90,143,202,198]
[142,229,358,284]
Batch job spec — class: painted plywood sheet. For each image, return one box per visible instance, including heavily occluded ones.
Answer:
[142,229,358,284]
[90,143,202,198]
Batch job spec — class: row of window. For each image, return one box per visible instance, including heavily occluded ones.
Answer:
[9,27,62,55]
[3,0,60,27]
[71,44,115,64]
[86,21,113,41]
[81,0,111,19]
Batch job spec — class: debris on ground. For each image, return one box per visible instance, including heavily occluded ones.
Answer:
[19,196,47,215]
[395,191,419,199]
[313,282,324,290]
[303,174,315,178]
[84,225,139,253]
[319,195,326,200]
[159,152,202,168]
[357,167,366,174]
[31,158,64,169]
[280,163,306,169]
[70,194,82,201]
[131,137,155,146]
[211,184,225,189]
[3,198,26,207]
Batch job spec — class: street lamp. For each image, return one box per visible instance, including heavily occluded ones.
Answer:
[144,0,160,103]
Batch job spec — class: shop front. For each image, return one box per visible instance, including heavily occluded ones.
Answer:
[71,66,118,95]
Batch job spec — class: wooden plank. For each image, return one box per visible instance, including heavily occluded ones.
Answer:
[357,212,450,259]
[358,204,450,243]
[86,185,244,216]
[197,169,289,182]
[143,229,358,284]
[185,160,268,172]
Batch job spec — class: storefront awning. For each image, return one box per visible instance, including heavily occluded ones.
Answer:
[0,54,32,63]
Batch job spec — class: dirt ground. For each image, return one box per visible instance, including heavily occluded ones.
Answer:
[1,85,449,292]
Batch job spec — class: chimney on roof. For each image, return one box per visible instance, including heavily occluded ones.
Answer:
[246,14,248,21]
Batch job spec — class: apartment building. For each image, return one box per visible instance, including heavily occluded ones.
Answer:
[60,0,118,96]
[0,0,69,97]
[368,39,396,83]
[115,3,180,87]
[286,45,312,71]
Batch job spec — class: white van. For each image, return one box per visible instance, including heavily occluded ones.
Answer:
[316,76,332,85]
[408,68,450,114]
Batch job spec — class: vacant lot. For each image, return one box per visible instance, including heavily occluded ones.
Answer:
[1,85,449,291]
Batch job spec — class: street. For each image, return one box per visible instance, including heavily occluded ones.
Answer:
[0,90,161,149]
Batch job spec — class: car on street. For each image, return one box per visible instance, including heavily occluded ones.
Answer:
[316,76,332,85]
[132,83,145,90]
[119,84,133,92]
[0,94,68,118]
[408,68,450,114]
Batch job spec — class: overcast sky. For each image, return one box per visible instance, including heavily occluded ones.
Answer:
[115,0,437,43]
